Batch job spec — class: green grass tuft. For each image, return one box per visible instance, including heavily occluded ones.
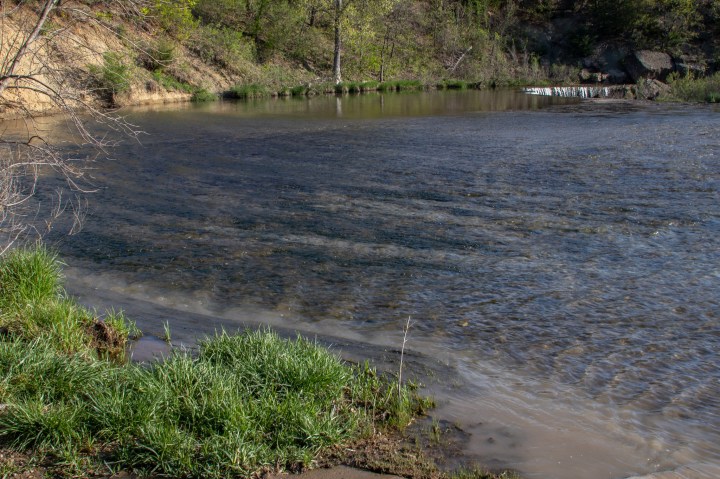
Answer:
[0,247,138,360]
[191,88,218,102]
[290,85,310,96]
[335,81,362,94]
[378,80,424,92]
[665,72,720,103]
[0,246,61,310]
[228,83,271,99]
[0,246,431,478]
[360,81,379,92]
[0,328,427,478]
[151,70,194,93]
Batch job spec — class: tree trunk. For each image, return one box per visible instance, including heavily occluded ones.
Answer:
[333,0,342,84]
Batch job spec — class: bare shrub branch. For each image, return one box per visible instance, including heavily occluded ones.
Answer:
[0,0,145,252]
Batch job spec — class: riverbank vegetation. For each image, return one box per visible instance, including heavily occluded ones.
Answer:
[3,0,719,119]
[0,247,446,478]
[148,0,720,88]
[664,72,720,103]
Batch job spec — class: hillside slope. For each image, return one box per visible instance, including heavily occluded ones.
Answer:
[1,0,718,118]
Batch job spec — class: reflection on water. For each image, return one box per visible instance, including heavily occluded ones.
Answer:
[35,91,720,479]
[134,89,577,119]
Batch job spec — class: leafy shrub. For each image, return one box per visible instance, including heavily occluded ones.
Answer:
[144,0,198,39]
[228,84,270,99]
[665,72,720,103]
[151,70,193,93]
[191,25,255,72]
[191,88,218,102]
[88,52,131,97]
[139,38,176,72]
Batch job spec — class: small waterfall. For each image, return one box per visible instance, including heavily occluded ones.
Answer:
[523,86,626,99]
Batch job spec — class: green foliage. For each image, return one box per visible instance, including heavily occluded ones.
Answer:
[151,70,193,93]
[586,0,702,50]
[145,0,198,39]
[82,0,718,93]
[228,83,270,99]
[192,0,313,62]
[360,81,380,91]
[191,25,256,72]
[665,72,720,103]
[335,81,363,94]
[0,328,428,478]
[88,52,131,97]
[191,88,218,102]
[0,247,137,360]
[290,84,310,96]
[139,38,177,72]
[0,246,61,310]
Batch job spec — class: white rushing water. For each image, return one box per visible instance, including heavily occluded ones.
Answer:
[524,85,625,98]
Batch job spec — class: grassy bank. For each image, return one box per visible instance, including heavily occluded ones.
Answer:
[0,247,432,478]
[663,72,720,103]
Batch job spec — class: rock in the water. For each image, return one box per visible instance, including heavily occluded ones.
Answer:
[632,79,670,100]
[625,50,674,82]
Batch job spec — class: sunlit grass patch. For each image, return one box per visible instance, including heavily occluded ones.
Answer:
[0,246,431,477]
[0,329,427,478]
[0,247,137,360]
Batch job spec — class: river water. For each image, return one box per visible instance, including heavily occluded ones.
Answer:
[36,90,719,479]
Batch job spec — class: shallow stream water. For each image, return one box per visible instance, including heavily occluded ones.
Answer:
[32,90,720,479]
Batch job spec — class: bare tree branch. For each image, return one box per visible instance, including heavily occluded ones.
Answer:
[0,0,56,96]
[0,0,144,251]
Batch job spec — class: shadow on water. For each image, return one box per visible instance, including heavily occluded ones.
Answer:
[18,90,720,479]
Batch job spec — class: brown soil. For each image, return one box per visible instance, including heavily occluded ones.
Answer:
[0,425,512,479]
[86,318,124,360]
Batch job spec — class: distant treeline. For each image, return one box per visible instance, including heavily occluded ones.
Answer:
[64,0,720,85]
